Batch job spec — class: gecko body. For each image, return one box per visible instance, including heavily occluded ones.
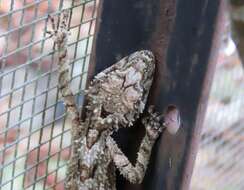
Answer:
[47,11,178,190]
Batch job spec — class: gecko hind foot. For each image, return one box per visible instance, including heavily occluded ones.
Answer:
[46,11,70,43]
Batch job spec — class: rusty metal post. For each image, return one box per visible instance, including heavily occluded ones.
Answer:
[88,0,225,189]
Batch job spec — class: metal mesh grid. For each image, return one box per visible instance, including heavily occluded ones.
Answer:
[0,0,97,189]
[191,12,244,190]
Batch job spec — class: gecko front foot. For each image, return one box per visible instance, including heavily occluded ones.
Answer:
[46,10,70,44]
[142,106,164,140]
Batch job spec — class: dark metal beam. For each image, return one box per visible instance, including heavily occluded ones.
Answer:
[88,0,224,189]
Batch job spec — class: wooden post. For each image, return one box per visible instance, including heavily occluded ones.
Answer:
[88,0,224,189]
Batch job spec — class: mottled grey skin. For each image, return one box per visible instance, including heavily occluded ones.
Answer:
[76,50,157,190]
[48,11,165,190]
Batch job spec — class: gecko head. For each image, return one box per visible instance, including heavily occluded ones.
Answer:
[127,50,155,82]
[119,50,156,127]
[128,50,155,62]
[90,50,156,129]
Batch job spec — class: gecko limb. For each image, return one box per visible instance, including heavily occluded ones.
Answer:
[107,107,164,184]
[47,11,82,190]
[47,11,80,125]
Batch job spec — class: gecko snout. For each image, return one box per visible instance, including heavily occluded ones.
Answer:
[139,50,155,63]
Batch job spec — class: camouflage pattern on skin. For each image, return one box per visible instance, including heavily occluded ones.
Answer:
[48,11,180,190]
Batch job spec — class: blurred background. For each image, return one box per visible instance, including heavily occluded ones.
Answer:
[0,0,97,189]
[0,0,243,190]
[191,2,244,189]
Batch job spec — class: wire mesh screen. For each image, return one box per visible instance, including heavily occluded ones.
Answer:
[0,0,97,189]
[191,11,244,190]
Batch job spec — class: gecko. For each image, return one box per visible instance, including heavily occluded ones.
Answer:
[47,11,180,190]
